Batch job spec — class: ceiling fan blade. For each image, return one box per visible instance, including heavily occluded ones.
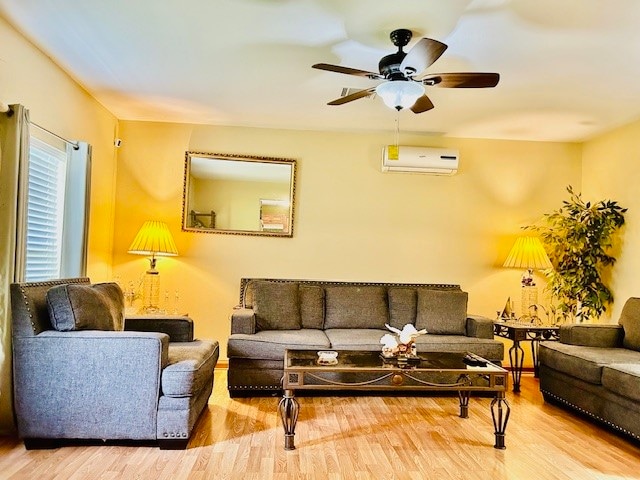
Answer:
[313,63,383,79]
[400,38,448,77]
[410,94,435,114]
[421,72,500,88]
[327,87,376,106]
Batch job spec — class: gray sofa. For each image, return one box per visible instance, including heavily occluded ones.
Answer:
[539,297,640,440]
[227,278,503,397]
[11,277,219,449]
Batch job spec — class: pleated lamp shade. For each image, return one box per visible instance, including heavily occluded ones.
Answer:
[128,221,178,257]
[503,236,552,270]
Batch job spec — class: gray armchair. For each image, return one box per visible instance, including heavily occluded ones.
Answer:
[10,277,219,450]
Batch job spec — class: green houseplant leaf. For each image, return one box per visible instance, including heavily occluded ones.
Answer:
[527,186,627,322]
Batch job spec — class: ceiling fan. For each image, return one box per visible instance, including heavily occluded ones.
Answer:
[312,29,500,113]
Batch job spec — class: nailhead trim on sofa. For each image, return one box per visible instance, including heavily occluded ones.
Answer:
[541,389,640,441]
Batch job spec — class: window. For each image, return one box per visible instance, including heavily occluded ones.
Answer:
[24,136,91,281]
[25,138,67,281]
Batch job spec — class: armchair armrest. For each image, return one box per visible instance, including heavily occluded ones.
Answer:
[125,315,193,342]
[559,324,623,347]
[231,308,256,334]
[13,330,169,439]
[466,315,495,339]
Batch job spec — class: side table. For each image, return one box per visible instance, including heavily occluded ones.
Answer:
[125,314,194,342]
[493,321,559,392]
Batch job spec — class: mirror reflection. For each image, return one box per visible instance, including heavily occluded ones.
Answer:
[182,152,296,236]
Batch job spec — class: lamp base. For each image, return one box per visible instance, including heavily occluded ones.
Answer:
[521,285,538,320]
[142,270,161,313]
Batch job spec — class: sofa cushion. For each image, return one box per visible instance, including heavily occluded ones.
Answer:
[253,281,301,331]
[299,285,325,329]
[325,328,389,350]
[415,289,467,335]
[227,329,331,360]
[601,363,640,403]
[324,286,388,329]
[46,282,125,332]
[539,342,640,385]
[388,288,417,329]
[162,340,219,397]
[619,297,640,351]
[559,324,623,347]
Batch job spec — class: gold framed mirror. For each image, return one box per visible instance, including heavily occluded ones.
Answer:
[182,152,296,237]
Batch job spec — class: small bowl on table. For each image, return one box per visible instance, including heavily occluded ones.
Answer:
[317,350,338,366]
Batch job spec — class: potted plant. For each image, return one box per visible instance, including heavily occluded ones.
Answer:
[528,186,627,322]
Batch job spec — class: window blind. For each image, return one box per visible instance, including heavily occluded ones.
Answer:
[24,138,67,281]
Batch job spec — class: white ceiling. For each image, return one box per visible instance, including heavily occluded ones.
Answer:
[2,0,640,142]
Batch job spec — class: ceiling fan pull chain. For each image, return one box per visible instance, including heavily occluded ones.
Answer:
[394,113,400,148]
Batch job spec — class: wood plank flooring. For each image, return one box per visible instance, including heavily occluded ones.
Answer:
[1,371,639,479]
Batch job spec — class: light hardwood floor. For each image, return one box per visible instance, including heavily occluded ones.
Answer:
[1,370,639,480]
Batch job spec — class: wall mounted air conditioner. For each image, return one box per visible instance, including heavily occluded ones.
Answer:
[381,146,459,175]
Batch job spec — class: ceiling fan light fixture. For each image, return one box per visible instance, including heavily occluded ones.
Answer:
[375,80,425,111]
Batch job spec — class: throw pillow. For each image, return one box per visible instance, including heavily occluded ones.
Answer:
[324,286,388,329]
[415,289,468,335]
[388,287,417,329]
[299,285,325,329]
[47,282,125,332]
[619,297,640,351]
[253,281,302,331]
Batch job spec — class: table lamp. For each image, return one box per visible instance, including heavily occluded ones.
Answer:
[503,236,552,318]
[128,220,178,313]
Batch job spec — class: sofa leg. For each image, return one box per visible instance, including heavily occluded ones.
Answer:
[159,439,189,450]
[23,438,60,450]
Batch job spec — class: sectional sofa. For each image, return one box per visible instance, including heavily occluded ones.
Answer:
[226,278,503,396]
[539,297,640,440]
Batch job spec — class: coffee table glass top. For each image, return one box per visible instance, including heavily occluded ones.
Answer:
[286,349,505,373]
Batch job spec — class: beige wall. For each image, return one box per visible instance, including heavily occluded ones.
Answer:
[0,17,118,432]
[113,120,582,359]
[0,17,119,280]
[582,118,640,322]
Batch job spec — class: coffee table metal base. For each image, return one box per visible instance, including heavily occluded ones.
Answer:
[491,394,510,449]
[279,350,510,450]
[279,388,510,451]
[278,389,299,450]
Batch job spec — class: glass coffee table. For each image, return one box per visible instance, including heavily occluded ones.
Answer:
[279,349,510,450]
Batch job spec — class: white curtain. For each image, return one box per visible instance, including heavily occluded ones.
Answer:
[0,104,30,433]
